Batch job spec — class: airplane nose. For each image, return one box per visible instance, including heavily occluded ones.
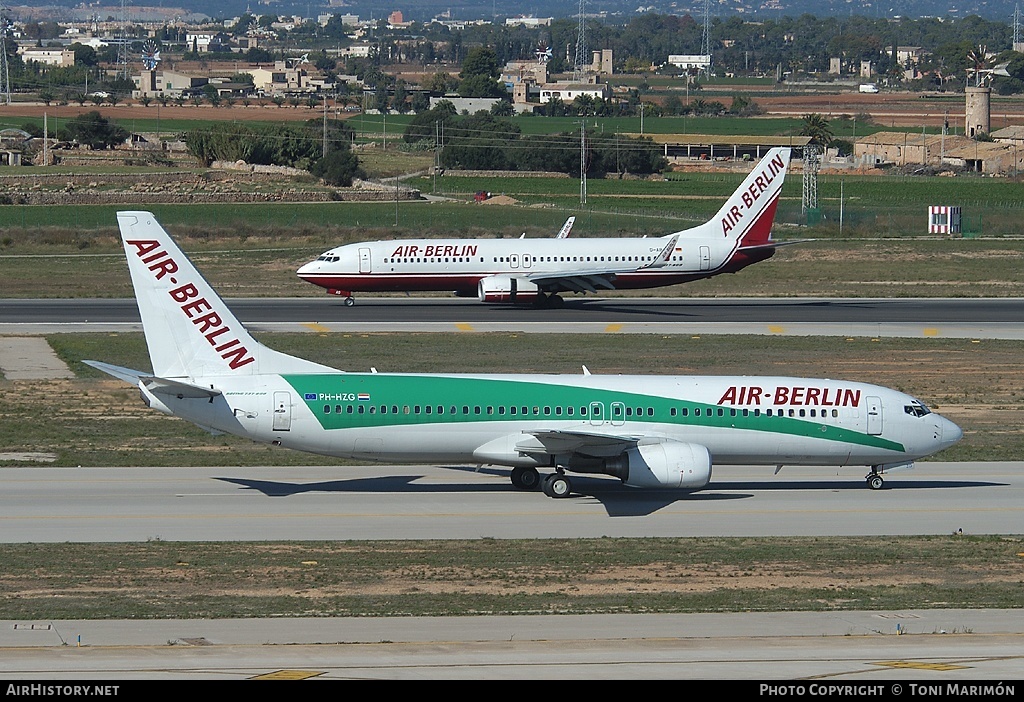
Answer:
[297,261,318,277]
[939,416,963,449]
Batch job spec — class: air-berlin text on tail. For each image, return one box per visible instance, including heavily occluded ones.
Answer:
[126,238,255,369]
[721,153,786,237]
[718,385,862,407]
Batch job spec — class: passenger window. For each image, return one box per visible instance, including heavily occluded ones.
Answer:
[323,405,331,414]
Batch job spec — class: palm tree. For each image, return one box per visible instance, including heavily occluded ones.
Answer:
[800,113,833,147]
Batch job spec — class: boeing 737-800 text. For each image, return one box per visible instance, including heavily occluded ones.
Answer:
[297,148,798,307]
[87,211,961,498]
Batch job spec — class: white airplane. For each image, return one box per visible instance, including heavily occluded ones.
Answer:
[297,147,799,307]
[85,211,963,498]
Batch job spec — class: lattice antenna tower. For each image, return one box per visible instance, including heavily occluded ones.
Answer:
[1015,4,1022,51]
[700,0,712,76]
[0,9,10,106]
[573,0,586,83]
[116,0,131,81]
[802,145,821,214]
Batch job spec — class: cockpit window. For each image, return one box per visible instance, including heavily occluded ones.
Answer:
[904,401,931,417]
[316,255,340,262]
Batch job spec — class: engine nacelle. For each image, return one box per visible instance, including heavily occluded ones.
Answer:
[606,441,712,489]
[477,275,540,304]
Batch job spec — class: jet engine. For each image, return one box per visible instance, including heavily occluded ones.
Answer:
[477,275,539,303]
[604,441,712,489]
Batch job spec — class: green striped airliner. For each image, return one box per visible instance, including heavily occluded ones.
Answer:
[87,212,963,499]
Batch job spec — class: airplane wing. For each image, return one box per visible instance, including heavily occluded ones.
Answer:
[524,235,678,293]
[84,360,222,399]
[555,216,575,239]
[515,428,644,458]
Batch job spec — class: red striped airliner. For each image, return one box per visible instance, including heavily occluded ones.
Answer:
[297,148,797,307]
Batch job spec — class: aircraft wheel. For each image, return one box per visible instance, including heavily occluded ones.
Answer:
[344,297,356,307]
[542,473,572,498]
[547,294,564,308]
[867,473,884,490]
[510,466,541,490]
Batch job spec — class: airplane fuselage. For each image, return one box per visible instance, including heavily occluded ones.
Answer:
[151,371,958,472]
[296,235,770,297]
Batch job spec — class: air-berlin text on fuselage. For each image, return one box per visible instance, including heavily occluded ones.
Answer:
[126,239,255,369]
[717,385,862,407]
[389,244,478,258]
[721,153,786,237]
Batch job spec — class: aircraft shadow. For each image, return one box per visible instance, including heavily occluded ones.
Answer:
[215,471,1007,519]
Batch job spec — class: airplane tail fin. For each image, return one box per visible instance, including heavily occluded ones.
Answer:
[676,147,790,248]
[115,211,332,379]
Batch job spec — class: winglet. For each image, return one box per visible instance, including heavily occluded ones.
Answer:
[556,216,575,239]
[642,234,678,269]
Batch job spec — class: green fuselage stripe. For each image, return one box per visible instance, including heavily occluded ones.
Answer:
[282,375,905,452]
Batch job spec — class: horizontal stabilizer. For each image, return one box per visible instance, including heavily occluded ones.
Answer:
[83,360,146,385]
[738,238,813,252]
[84,360,221,399]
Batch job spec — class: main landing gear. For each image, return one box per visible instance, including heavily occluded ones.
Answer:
[865,468,885,490]
[510,466,573,498]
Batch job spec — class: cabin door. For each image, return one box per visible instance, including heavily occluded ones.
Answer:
[866,396,882,435]
[700,246,711,270]
[273,392,292,432]
[358,247,371,273]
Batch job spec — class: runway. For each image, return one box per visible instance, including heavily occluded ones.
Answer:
[2,462,1019,542]
[4,296,1024,339]
[1,610,1022,681]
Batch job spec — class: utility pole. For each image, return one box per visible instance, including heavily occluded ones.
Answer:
[0,11,11,106]
[579,122,587,205]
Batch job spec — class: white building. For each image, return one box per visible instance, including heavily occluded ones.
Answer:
[667,54,711,71]
[18,47,75,67]
[538,83,609,104]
